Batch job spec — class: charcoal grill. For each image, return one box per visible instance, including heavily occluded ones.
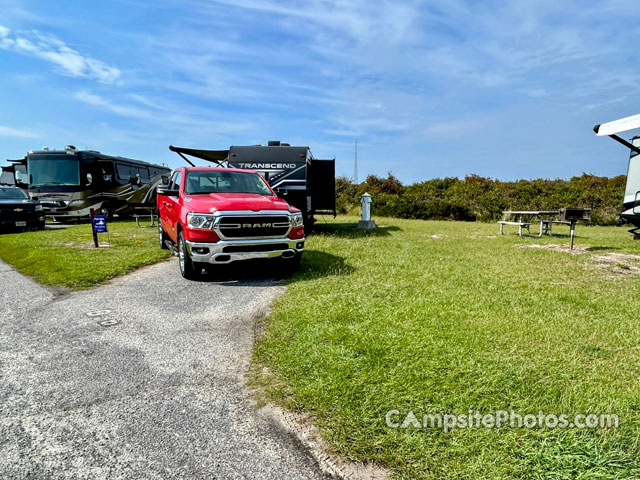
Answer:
[558,208,592,249]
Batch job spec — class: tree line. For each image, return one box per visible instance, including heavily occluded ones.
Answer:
[336,173,626,225]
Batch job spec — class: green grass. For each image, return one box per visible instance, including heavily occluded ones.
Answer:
[0,221,170,289]
[254,216,640,479]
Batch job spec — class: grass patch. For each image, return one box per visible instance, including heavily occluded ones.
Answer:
[0,221,170,289]
[254,216,640,479]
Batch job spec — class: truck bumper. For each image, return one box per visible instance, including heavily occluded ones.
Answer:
[185,237,305,264]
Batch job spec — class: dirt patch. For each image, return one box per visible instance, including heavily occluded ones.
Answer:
[593,253,640,276]
[518,244,593,254]
[415,234,446,239]
[520,245,640,276]
[64,242,112,249]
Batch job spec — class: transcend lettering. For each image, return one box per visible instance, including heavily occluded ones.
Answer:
[236,163,298,169]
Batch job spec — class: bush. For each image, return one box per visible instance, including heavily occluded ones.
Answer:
[342,173,625,225]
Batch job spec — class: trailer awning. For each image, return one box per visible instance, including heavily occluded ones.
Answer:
[169,145,229,164]
[594,113,640,136]
[594,114,640,155]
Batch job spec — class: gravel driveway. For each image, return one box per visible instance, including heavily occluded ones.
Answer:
[0,259,327,479]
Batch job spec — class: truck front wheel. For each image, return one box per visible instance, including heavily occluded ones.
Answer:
[282,252,302,271]
[178,231,197,280]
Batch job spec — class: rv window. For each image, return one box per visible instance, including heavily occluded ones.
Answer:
[137,167,150,182]
[116,164,133,180]
[101,164,114,183]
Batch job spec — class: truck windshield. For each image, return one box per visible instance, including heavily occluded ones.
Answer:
[28,156,80,187]
[185,171,273,195]
[0,188,29,200]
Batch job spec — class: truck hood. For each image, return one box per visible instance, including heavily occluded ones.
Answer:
[185,193,296,213]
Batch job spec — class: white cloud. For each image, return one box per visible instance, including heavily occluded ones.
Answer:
[73,90,256,136]
[421,119,485,140]
[74,91,147,118]
[0,25,121,83]
[0,124,38,138]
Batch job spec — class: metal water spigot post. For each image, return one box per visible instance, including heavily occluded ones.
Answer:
[357,193,377,229]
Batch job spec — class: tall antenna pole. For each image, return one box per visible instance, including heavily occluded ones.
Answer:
[354,140,358,184]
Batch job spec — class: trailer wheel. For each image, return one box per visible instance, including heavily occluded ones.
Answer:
[178,231,197,280]
[158,222,169,249]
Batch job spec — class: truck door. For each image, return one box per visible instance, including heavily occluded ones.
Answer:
[162,170,182,242]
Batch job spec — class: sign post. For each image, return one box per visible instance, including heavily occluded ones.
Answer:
[90,209,108,247]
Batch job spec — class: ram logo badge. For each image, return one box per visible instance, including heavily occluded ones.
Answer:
[242,223,272,228]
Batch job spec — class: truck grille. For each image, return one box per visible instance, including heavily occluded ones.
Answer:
[0,204,37,221]
[216,215,290,238]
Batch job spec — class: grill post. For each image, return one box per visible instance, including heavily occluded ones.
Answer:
[558,208,590,250]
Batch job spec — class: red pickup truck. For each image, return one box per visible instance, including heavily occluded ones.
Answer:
[157,166,305,279]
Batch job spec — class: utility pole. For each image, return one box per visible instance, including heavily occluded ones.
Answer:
[354,140,358,184]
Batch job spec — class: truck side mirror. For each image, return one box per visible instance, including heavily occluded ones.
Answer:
[161,176,169,185]
[86,173,93,185]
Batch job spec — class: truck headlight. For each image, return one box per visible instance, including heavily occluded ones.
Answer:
[290,213,304,227]
[69,199,83,207]
[35,204,44,212]
[187,213,214,229]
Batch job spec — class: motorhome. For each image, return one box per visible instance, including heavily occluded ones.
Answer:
[5,146,170,220]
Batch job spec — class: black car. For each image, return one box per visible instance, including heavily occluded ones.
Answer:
[0,186,46,232]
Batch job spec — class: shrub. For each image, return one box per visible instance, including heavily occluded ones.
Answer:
[342,173,625,225]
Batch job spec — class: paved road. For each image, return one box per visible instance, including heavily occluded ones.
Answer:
[0,259,327,479]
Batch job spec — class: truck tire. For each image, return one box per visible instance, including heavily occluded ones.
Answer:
[178,231,197,280]
[158,222,169,249]
[99,205,112,220]
[282,252,302,271]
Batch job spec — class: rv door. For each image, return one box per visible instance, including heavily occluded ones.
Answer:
[627,138,640,214]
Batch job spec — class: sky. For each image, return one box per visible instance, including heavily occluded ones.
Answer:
[1,0,640,184]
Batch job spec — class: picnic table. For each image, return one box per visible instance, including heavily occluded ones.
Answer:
[499,210,568,238]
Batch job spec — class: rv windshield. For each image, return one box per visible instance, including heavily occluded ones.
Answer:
[185,170,273,195]
[28,156,80,187]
